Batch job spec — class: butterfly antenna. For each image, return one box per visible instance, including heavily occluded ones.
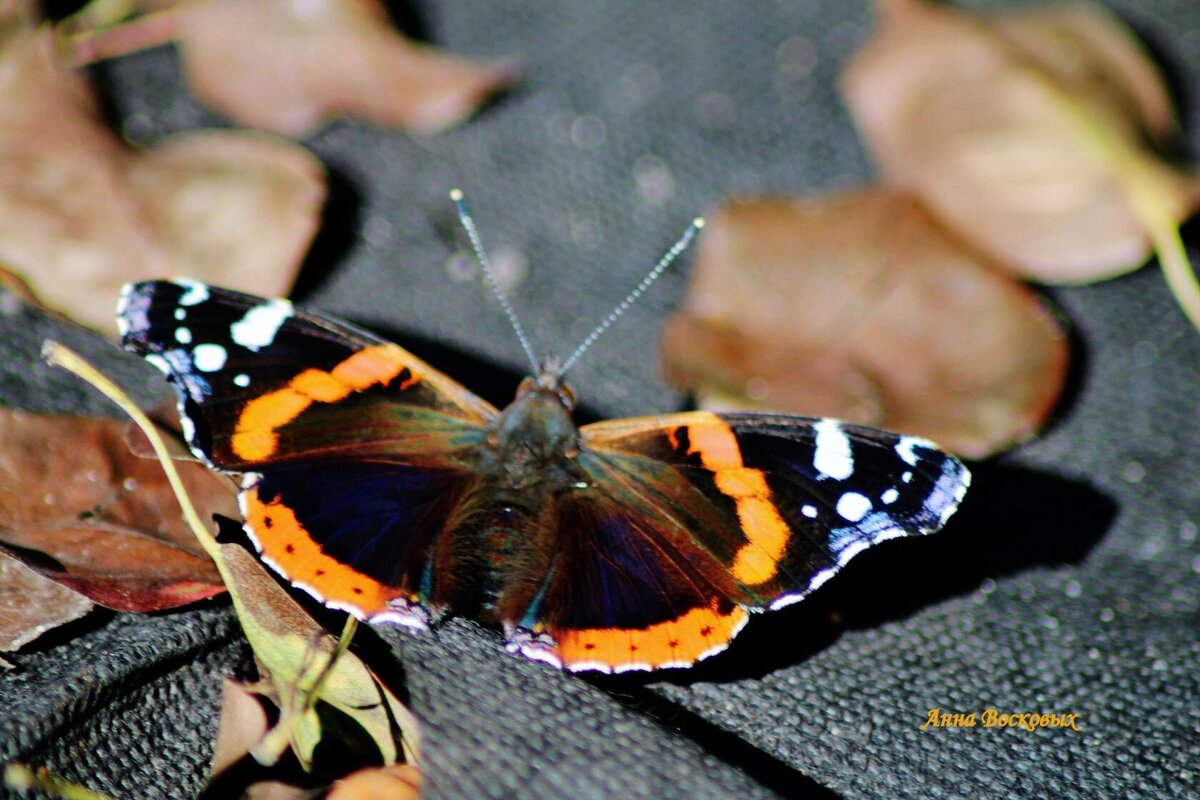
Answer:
[559,216,705,375]
[451,188,541,375]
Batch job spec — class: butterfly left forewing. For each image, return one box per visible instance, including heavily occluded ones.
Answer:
[119,280,500,625]
[510,410,970,670]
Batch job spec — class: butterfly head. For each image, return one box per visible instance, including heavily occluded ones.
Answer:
[520,355,576,409]
[487,361,581,481]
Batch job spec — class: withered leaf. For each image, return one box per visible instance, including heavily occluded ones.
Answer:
[217,543,419,771]
[0,1,36,27]
[0,553,93,652]
[661,191,1068,458]
[72,0,519,137]
[128,130,324,295]
[841,0,1198,283]
[243,783,316,800]
[0,27,323,332]
[211,678,272,779]
[326,764,422,800]
[0,407,233,611]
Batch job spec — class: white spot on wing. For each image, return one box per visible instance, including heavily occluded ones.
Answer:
[192,343,228,372]
[513,644,564,669]
[371,610,431,630]
[175,327,192,344]
[178,409,196,444]
[836,539,871,565]
[813,419,853,480]
[881,488,900,504]
[231,300,293,351]
[869,526,906,545]
[115,289,132,336]
[771,568,835,609]
[802,504,818,518]
[373,597,433,630]
[116,284,132,316]
[174,308,187,321]
[896,435,926,467]
[836,492,872,522]
[233,373,251,388]
[175,280,210,306]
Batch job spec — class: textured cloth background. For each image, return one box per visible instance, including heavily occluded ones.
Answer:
[2,1,1199,798]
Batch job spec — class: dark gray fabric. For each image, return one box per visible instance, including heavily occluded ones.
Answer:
[3,1,1199,798]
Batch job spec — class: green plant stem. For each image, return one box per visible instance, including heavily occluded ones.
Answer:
[3,764,116,800]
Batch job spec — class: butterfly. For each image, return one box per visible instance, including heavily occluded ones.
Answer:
[117,208,969,673]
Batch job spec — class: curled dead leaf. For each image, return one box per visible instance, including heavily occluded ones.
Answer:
[0,553,93,652]
[210,678,273,779]
[70,0,519,137]
[217,542,419,771]
[0,27,323,332]
[0,407,233,611]
[327,764,422,800]
[661,191,1069,458]
[0,0,36,28]
[841,0,1199,283]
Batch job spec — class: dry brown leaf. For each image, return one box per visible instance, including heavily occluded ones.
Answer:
[841,0,1199,283]
[661,191,1068,458]
[130,131,324,294]
[0,27,323,332]
[199,544,420,795]
[0,0,36,25]
[0,553,93,652]
[123,402,201,462]
[72,0,519,137]
[218,543,419,770]
[0,407,234,611]
[327,765,422,800]
[243,784,316,800]
[210,678,273,778]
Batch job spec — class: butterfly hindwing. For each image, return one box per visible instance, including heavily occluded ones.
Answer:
[240,460,487,625]
[501,466,755,672]
[505,411,969,671]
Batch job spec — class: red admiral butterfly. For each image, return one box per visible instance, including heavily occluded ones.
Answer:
[117,200,969,673]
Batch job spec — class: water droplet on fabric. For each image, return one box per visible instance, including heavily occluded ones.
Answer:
[633,155,674,205]
[570,115,607,150]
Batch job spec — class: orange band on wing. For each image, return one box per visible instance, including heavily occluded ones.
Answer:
[231,344,418,460]
[242,487,394,616]
[330,345,412,390]
[684,412,791,586]
[554,600,748,669]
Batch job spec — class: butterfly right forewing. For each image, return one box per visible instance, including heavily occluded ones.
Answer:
[119,280,502,625]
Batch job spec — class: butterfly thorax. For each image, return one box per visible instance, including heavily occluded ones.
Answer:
[483,370,583,495]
